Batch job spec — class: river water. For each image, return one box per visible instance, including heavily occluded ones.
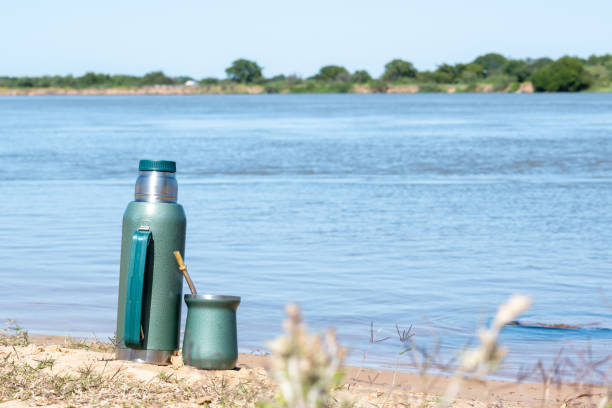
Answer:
[0,94,610,381]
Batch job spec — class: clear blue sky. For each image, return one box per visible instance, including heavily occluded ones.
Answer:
[1,0,610,78]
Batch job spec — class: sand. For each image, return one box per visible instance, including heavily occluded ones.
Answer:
[0,83,537,96]
[0,334,607,407]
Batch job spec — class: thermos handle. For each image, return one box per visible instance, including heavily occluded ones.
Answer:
[124,229,151,348]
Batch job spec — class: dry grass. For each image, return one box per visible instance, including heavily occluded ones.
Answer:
[0,347,273,407]
[0,361,271,407]
[60,336,116,354]
[0,320,273,407]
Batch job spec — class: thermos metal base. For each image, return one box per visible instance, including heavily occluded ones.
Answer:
[116,348,175,365]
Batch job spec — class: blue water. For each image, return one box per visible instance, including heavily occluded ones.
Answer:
[0,94,610,381]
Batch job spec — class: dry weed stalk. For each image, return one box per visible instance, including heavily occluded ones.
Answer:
[598,388,611,408]
[441,295,532,408]
[0,320,29,347]
[266,303,347,408]
[350,321,389,387]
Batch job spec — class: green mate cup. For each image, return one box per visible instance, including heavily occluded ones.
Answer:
[182,294,241,370]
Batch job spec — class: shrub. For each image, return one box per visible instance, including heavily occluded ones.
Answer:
[173,76,194,84]
[110,75,141,87]
[418,83,444,92]
[491,77,513,92]
[463,83,477,92]
[264,83,283,94]
[527,57,554,71]
[585,65,612,82]
[289,81,317,93]
[267,74,286,81]
[435,63,460,82]
[368,79,388,93]
[16,77,34,88]
[312,65,350,82]
[452,63,485,81]
[419,70,453,84]
[140,71,176,86]
[587,54,612,65]
[199,77,219,85]
[506,82,520,92]
[503,60,530,82]
[532,56,592,92]
[76,72,112,88]
[286,74,302,85]
[326,82,352,93]
[350,70,371,83]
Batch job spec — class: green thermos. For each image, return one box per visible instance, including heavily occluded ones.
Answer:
[115,160,186,365]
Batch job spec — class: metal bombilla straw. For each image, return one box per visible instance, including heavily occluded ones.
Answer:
[173,251,197,294]
[174,250,240,370]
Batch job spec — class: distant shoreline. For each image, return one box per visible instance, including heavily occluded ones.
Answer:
[0,82,539,96]
[4,54,611,95]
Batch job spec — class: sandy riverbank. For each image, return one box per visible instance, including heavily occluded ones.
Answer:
[0,82,536,96]
[0,86,258,96]
[0,334,606,407]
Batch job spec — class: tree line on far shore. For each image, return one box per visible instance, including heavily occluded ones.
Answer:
[2,53,611,93]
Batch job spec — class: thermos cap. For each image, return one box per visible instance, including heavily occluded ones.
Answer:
[138,160,176,173]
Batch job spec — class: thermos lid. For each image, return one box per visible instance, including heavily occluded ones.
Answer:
[138,159,176,173]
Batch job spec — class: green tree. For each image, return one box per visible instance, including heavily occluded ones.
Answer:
[16,77,34,88]
[586,54,612,65]
[77,72,112,88]
[225,59,263,83]
[382,59,417,81]
[268,74,287,81]
[418,70,453,83]
[531,56,592,92]
[174,76,194,84]
[47,74,75,88]
[286,74,302,85]
[140,71,176,86]
[199,77,219,85]
[313,65,350,82]
[435,63,460,82]
[527,57,553,70]
[351,70,372,83]
[473,53,507,76]
[110,75,141,87]
[458,63,485,80]
[503,60,530,82]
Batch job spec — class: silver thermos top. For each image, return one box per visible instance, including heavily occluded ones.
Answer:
[134,160,178,203]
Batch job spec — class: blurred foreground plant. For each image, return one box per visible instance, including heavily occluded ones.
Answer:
[0,320,29,346]
[264,304,347,408]
[442,295,532,407]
